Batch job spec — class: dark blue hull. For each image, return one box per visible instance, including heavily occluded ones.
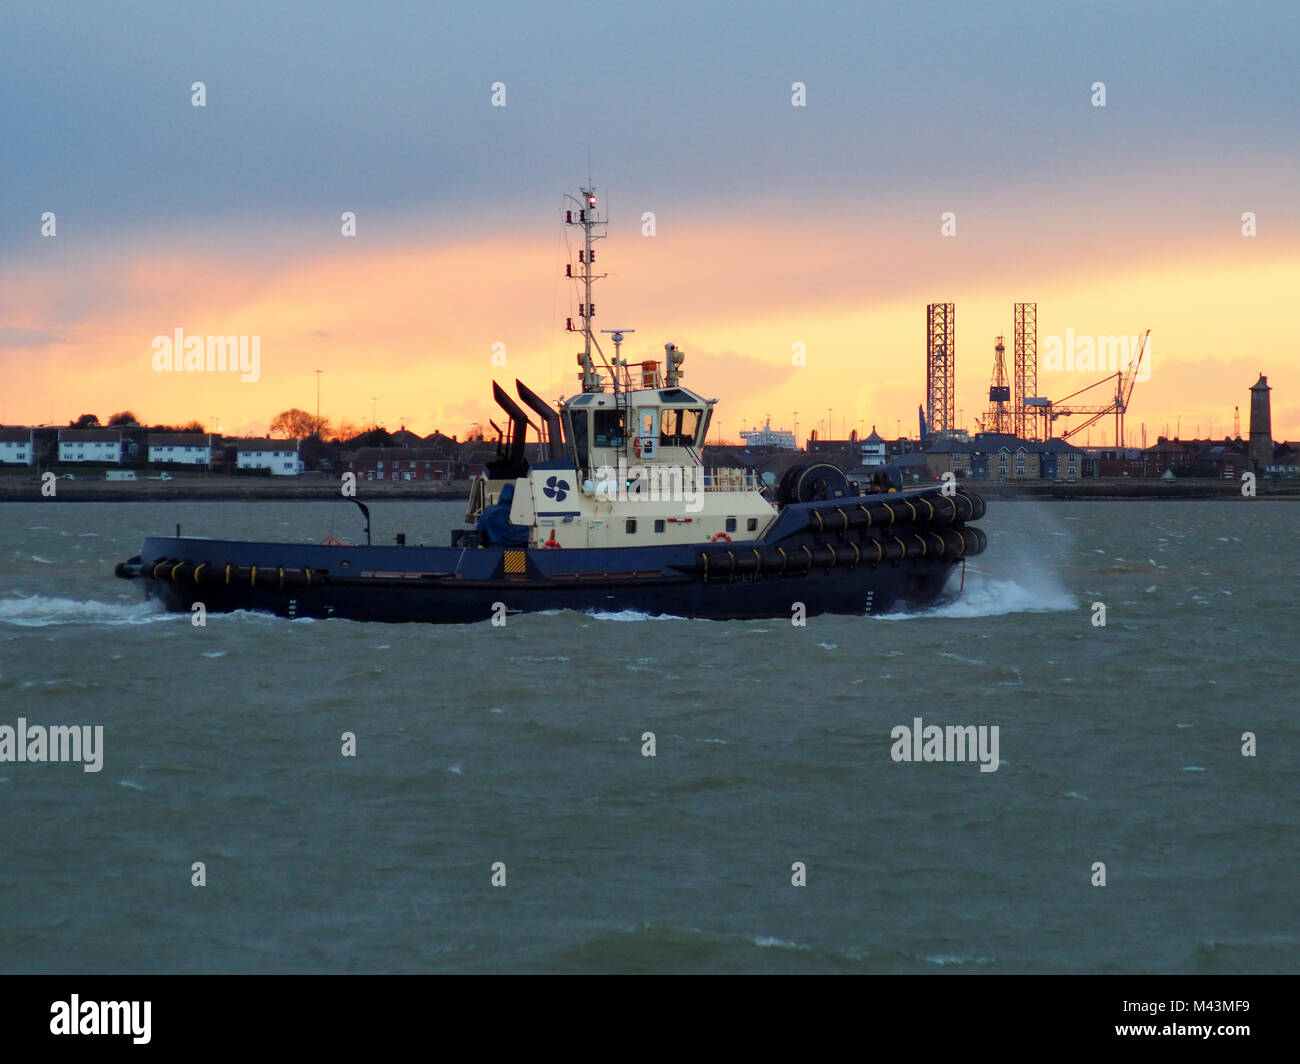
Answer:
[115,488,987,623]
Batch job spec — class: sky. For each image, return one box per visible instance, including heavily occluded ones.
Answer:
[2,0,1297,445]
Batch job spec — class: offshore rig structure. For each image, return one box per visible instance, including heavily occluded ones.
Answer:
[923,302,1149,447]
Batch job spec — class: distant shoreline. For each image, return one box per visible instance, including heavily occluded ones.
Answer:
[0,478,471,503]
[973,480,1300,501]
[1,475,1297,503]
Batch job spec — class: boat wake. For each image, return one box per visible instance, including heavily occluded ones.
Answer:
[0,594,172,628]
[580,609,692,622]
[886,502,1078,620]
[883,569,1076,620]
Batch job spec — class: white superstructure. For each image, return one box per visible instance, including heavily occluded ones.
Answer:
[465,185,778,549]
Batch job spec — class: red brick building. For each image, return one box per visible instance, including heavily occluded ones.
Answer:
[344,447,455,482]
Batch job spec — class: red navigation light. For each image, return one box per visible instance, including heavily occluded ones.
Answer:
[588,194,596,206]
[565,210,572,223]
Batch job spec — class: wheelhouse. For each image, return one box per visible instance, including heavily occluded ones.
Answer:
[559,383,713,475]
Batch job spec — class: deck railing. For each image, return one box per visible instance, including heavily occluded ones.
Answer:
[702,467,764,492]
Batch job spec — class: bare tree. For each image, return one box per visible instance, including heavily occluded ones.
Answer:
[270,408,327,439]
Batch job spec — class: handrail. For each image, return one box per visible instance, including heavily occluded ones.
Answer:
[701,466,763,492]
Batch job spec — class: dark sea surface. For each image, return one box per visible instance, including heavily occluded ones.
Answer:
[0,498,1296,973]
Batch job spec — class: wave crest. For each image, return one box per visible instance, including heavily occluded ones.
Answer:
[0,595,171,627]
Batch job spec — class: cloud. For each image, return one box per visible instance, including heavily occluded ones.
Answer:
[1,202,1297,442]
[0,326,66,348]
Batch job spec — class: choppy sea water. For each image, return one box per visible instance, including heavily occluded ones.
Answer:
[0,499,1296,974]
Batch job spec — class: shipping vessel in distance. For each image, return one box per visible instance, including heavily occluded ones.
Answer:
[115,184,988,623]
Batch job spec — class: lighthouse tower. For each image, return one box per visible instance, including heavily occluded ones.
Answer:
[1248,374,1273,474]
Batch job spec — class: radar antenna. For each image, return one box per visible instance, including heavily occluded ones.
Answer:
[564,186,608,392]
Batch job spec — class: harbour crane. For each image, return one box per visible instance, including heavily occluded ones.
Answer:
[1037,330,1150,446]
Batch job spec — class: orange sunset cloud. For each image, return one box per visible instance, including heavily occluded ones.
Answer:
[3,202,1297,444]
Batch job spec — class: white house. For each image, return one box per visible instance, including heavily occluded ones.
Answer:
[0,428,35,465]
[58,428,122,464]
[236,438,302,476]
[860,427,887,468]
[148,432,212,467]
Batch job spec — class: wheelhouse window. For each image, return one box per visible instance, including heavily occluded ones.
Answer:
[564,409,590,469]
[659,407,703,447]
[592,410,625,449]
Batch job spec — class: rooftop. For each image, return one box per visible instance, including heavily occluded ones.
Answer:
[236,438,297,452]
[58,428,121,442]
[347,447,455,462]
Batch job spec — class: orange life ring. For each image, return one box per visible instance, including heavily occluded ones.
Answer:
[542,531,562,549]
[711,532,732,543]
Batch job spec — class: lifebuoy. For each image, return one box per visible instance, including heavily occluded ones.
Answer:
[542,531,562,549]
[711,532,732,542]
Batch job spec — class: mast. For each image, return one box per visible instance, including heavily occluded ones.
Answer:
[565,187,607,392]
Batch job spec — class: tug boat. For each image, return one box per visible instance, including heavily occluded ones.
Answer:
[115,185,987,623]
